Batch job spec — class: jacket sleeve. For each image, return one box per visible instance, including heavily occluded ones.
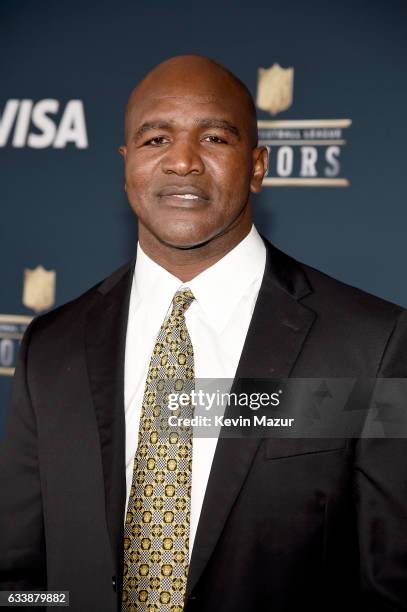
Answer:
[0,317,47,590]
[354,309,407,610]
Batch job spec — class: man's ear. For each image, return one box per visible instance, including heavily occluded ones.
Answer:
[118,146,127,191]
[250,146,269,193]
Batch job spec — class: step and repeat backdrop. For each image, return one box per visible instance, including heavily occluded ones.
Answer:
[1,0,406,436]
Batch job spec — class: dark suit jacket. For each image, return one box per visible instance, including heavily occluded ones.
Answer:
[1,236,407,611]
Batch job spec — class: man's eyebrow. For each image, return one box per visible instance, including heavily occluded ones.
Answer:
[132,121,174,141]
[197,119,241,139]
[132,118,241,141]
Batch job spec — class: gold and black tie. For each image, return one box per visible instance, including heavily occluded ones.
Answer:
[122,288,195,612]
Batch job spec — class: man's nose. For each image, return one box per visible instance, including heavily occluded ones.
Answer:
[161,139,204,176]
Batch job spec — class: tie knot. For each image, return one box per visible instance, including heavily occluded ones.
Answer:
[172,287,195,313]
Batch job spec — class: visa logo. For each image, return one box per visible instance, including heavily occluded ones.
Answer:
[0,99,88,148]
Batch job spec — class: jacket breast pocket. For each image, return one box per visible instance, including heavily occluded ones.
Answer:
[263,438,348,460]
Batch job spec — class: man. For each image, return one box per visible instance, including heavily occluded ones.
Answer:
[1,54,407,612]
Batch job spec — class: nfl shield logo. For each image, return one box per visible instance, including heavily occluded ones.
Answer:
[23,265,56,313]
[256,63,294,115]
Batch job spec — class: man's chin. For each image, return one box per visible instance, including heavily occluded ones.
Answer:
[138,213,232,250]
[158,233,214,250]
[152,225,220,250]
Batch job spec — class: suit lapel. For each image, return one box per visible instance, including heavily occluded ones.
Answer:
[84,258,135,580]
[186,237,316,598]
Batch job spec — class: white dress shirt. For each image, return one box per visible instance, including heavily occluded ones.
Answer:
[124,224,266,560]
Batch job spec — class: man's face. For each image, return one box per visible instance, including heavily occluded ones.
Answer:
[120,75,267,249]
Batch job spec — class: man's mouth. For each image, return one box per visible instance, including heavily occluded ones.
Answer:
[170,194,199,200]
[158,186,209,201]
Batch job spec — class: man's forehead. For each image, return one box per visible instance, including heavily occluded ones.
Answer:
[123,57,258,144]
[128,92,241,125]
[130,90,237,110]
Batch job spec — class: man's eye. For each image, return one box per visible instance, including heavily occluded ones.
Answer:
[204,135,226,144]
[145,136,168,146]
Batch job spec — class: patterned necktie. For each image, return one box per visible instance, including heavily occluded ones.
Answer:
[122,288,195,612]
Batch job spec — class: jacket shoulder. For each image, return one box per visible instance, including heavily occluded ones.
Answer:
[301,260,404,321]
[261,234,405,322]
[28,257,135,335]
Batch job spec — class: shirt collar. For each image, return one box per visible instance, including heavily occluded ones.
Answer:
[133,224,266,334]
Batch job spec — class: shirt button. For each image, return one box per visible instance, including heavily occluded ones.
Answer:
[112,576,117,591]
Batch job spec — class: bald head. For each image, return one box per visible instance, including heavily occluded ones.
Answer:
[124,54,258,147]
